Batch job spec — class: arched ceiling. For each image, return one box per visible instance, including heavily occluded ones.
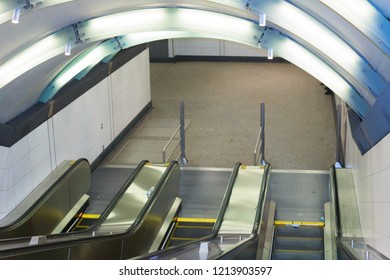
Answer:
[0,0,389,123]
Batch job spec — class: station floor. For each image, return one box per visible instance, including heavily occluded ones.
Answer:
[148,60,336,170]
[105,60,336,170]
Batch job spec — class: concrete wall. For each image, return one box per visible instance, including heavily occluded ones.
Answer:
[0,49,151,220]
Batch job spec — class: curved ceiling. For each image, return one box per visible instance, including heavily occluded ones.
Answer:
[0,0,389,123]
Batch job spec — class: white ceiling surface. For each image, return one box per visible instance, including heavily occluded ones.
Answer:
[0,0,389,123]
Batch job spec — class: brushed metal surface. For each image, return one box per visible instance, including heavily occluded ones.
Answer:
[219,166,265,235]
[98,165,167,233]
[0,159,91,239]
[0,162,181,260]
[335,169,363,239]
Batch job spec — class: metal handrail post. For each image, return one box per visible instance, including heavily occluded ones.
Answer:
[260,103,265,164]
[336,104,342,167]
[179,101,188,166]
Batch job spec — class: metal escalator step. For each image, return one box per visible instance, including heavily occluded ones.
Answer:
[172,226,213,239]
[74,214,101,230]
[275,225,323,238]
[273,236,323,251]
[272,250,324,260]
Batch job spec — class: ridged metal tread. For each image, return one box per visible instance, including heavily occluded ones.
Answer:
[271,225,324,260]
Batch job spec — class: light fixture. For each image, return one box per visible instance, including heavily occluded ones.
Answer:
[65,43,72,56]
[259,13,266,26]
[267,47,273,59]
[12,8,20,24]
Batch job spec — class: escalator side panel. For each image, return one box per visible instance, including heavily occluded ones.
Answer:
[121,163,181,258]
[0,159,91,239]
[0,162,181,260]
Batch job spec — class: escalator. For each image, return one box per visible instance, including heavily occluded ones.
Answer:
[164,217,215,248]
[268,169,330,260]
[134,163,270,260]
[271,222,324,260]
[0,159,91,239]
[0,160,181,260]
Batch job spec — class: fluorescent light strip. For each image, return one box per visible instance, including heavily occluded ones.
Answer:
[254,0,386,97]
[1,8,261,90]
[320,0,390,48]
[78,8,259,45]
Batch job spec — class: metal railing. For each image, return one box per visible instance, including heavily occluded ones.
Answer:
[162,125,181,163]
[253,103,265,166]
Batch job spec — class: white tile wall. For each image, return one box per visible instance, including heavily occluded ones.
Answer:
[0,49,151,221]
[111,49,151,138]
[173,38,221,56]
[344,109,390,258]
[172,38,269,57]
[224,41,266,57]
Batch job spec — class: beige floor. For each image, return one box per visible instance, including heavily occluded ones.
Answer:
[149,61,336,170]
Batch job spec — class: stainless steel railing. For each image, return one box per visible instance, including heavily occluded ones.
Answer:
[253,103,265,166]
[162,125,181,163]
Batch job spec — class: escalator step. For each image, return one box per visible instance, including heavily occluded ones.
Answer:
[73,214,100,231]
[273,236,323,251]
[275,225,323,238]
[272,250,324,260]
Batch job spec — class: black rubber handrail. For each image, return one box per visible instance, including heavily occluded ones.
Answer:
[0,158,90,233]
[133,162,243,260]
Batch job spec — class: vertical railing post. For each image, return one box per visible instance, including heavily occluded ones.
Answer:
[260,103,265,165]
[336,104,342,167]
[179,101,188,166]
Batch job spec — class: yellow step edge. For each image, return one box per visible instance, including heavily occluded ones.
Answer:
[176,225,214,229]
[81,214,101,219]
[174,217,216,223]
[274,220,325,227]
[170,237,197,241]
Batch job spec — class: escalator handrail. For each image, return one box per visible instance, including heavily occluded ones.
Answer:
[0,161,179,256]
[135,164,270,260]
[215,164,270,260]
[114,160,180,237]
[330,165,342,238]
[251,164,270,235]
[212,162,242,232]
[0,158,90,232]
[86,160,150,231]
[134,162,251,260]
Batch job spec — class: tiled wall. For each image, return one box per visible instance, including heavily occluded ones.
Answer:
[0,49,151,220]
[344,105,390,258]
[172,38,269,57]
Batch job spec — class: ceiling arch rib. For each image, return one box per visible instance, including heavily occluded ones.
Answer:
[0,0,75,25]
[36,7,369,118]
[259,28,369,117]
[287,0,390,82]
[0,3,379,119]
[319,0,390,56]
[39,38,122,103]
[247,0,386,100]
